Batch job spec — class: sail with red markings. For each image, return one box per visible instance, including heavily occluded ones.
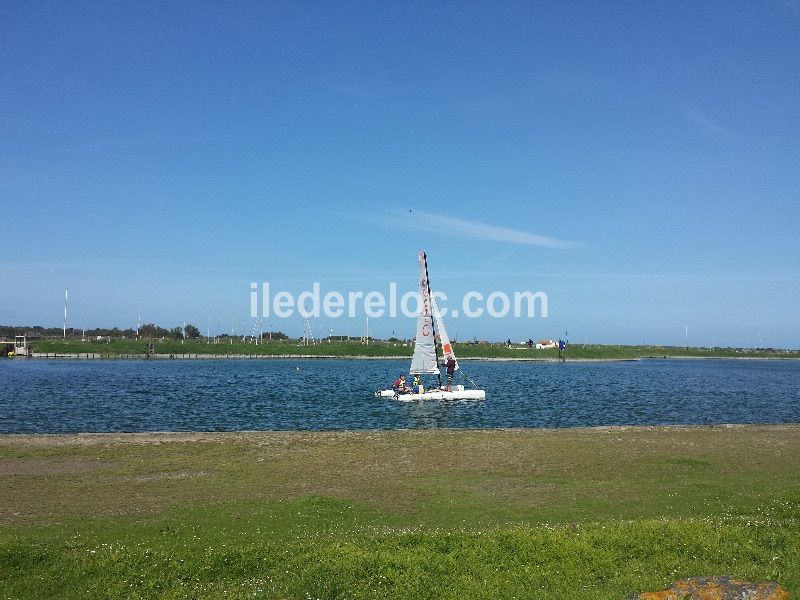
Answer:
[430,294,458,371]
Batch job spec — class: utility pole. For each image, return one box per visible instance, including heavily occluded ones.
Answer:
[63,288,68,339]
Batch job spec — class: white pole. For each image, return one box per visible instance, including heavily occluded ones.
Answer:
[182,320,186,344]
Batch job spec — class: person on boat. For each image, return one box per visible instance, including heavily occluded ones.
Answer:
[412,374,421,393]
[393,374,410,393]
[442,356,456,391]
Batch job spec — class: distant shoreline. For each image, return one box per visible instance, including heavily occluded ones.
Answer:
[9,339,798,362]
[19,352,800,362]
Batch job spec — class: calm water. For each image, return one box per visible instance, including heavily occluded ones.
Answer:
[0,358,798,433]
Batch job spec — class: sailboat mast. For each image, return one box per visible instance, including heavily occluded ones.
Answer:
[421,251,442,387]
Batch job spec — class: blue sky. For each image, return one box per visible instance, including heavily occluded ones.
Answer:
[2,1,798,347]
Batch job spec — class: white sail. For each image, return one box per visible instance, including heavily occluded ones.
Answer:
[430,294,458,371]
[409,251,439,375]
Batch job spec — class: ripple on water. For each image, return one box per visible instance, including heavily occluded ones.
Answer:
[0,358,798,433]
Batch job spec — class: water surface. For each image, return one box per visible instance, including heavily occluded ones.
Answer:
[0,358,798,433]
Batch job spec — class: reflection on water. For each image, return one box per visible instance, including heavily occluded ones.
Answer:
[0,358,798,433]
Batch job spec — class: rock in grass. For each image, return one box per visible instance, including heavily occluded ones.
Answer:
[626,575,788,599]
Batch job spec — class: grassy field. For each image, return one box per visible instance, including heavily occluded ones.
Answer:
[1,426,798,598]
[29,338,800,360]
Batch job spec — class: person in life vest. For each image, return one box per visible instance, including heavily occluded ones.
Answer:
[412,374,421,393]
[442,356,456,391]
[393,374,410,393]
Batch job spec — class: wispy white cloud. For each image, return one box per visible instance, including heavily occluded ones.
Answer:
[432,270,799,283]
[683,106,729,136]
[371,210,582,249]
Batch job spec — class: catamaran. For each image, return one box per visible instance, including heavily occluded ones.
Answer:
[375,250,486,402]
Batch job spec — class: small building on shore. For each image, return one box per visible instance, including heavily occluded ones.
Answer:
[0,335,32,357]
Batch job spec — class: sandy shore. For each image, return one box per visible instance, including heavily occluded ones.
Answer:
[3,422,798,448]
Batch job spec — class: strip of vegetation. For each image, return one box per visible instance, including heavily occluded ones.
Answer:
[26,337,800,360]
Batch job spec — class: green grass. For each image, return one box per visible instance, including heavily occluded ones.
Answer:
[1,426,798,598]
[29,338,800,360]
[31,338,413,357]
[1,504,796,599]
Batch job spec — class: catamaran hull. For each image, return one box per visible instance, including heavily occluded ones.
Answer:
[375,388,485,401]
